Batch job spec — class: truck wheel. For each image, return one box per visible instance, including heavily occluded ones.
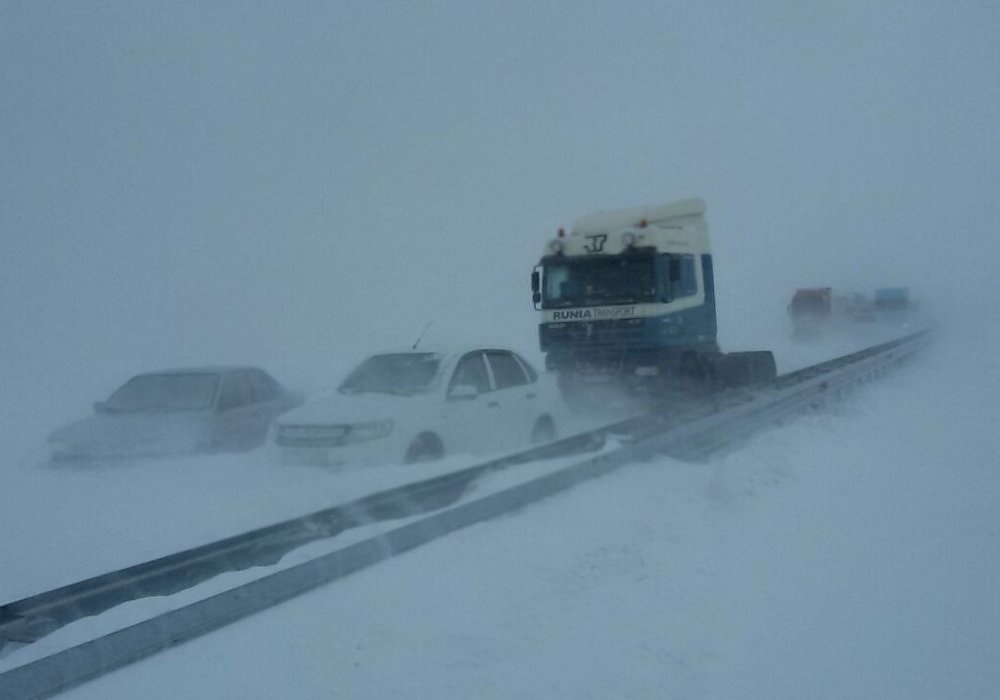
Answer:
[680,353,713,394]
[723,351,777,387]
[404,433,444,464]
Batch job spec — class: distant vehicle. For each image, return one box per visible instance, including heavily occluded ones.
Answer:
[874,287,911,313]
[842,292,876,324]
[273,348,562,466]
[788,287,832,337]
[873,287,916,326]
[48,367,303,460]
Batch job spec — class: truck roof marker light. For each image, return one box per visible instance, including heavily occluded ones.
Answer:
[557,228,566,238]
[547,239,564,254]
[638,218,648,228]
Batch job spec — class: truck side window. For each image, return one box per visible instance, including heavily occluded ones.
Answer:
[658,254,698,300]
[657,255,675,302]
[679,255,698,297]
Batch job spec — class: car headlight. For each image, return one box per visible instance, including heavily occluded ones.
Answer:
[343,420,394,444]
[275,424,349,447]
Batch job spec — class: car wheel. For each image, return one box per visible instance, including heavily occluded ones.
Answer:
[530,416,556,444]
[404,433,444,464]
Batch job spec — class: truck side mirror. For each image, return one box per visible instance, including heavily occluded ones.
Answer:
[531,270,540,293]
[532,291,541,305]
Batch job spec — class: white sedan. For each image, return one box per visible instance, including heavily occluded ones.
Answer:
[273,347,563,466]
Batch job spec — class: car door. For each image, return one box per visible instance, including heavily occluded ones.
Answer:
[246,369,289,439]
[483,350,536,445]
[440,351,499,454]
[213,371,258,450]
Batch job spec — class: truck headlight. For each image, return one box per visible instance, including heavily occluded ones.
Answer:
[344,420,394,444]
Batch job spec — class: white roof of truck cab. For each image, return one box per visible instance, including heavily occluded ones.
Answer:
[571,198,705,235]
[549,197,710,257]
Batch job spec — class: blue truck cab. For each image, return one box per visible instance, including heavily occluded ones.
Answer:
[531,198,774,397]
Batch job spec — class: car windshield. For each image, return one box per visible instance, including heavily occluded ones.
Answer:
[102,373,221,412]
[543,256,655,308]
[339,353,441,396]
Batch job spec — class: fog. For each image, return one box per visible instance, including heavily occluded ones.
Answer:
[2,3,999,695]
[5,2,998,399]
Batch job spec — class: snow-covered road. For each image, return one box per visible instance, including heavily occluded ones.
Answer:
[5,322,998,699]
[42,322,999,700]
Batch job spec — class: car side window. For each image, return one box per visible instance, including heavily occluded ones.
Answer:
[514,353,538,383]
[449,353,491,395]
[486,351,528,390]
[217,372,253,411]
[249,369,281,402]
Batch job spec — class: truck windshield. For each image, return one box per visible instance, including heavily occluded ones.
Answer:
[543,256,655,308]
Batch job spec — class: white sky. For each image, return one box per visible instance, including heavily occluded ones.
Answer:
[1,5,999,695]
[3,1,998,395]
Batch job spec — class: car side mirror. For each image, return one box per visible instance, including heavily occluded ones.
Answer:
[448,384,479,400]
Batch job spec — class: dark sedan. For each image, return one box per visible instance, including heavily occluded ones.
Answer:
[48,367,302,460]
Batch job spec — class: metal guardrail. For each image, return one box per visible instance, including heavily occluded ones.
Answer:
[0,428,607,651]
[0,330,928,700]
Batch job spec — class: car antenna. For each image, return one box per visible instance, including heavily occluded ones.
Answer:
[412,321,434,349]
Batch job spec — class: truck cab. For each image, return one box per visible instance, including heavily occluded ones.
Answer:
[533,199,717,379]
[531,199,774,400]
[874,287,914,326]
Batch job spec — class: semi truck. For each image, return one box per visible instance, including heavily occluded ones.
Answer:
[530,198,775,403]
[874,287,911,313]
[874,287,915,326]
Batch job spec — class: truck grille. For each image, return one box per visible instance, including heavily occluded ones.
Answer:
[541,317,647,350]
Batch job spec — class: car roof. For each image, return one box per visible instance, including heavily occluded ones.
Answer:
[360,346,527,363]
[132,366,264,378]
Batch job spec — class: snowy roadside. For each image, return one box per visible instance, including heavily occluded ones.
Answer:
[0,328,903,603]
[52,320,1000,700]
